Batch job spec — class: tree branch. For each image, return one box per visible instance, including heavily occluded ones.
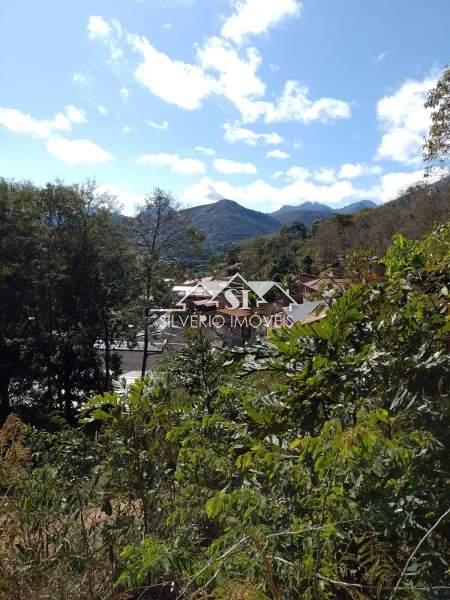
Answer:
[391,505,450,598]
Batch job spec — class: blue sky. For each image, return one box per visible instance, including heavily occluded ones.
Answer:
[0,0,449,214]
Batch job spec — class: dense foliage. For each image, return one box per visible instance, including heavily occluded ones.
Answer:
[0,180,197,422]
[1,224,449,599]
[0,179,138,423]
[208,221,311,281]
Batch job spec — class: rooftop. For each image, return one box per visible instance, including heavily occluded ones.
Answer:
[282,300,327,324]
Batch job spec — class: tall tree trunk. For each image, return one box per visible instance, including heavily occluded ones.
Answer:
[141,271,152,378]
[141,305,149,378]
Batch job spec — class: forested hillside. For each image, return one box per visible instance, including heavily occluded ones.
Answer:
[270,200,377,226]
[312,180,450,266]
[270,201,334,226]
[180,199,380,256]
[215,179,450,280]
[183,199,281,252]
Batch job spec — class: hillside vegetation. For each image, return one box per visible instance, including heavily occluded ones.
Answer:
[271,200,377,227]
[179,199,380,258]
[312,180,450,266]
[1,225,449,598]
[215,179,450,280]
[183,199,281,253]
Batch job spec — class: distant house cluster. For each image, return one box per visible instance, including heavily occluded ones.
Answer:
[116,271,349,382]
[171,272,349,347]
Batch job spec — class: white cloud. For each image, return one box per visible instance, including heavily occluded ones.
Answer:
[98,105,108,115]
[266,149,290,159]
[269,162,383,189]
[72,72,91,86]
[182,177,274,208]
[374,169,425,203]
[195,146,216,156]
[0,108,70,138]
[0,104,113,166]
[128,33,215,110]
[221,0,302,45]
[253,81,351,124]
[137,152,206,174]
[181,165,431,211]
[286,165,310,180]
[197,36,266,113]
[377,128,424,165]
[146,119,169,129]
[201,37,347,127]
[223,121,283,145]
[65,105,87,124]
[279,179,366,208]
[162,23,173,29]
[87,16,124,69]
[0,105,85,138]
[232,81,351,124]
[119,86,130,101]
[182,174,371,211]
[213,158,257,174]
[46,137,113,165]
[87,16,111,38]
[350,168,436,205]
[314,168,336,184]
[131,32,262,115]
[376,76,435,165]
[122,125,133,134]
[91,17,350,125]
[338,163,383,179]
[97,183,145,216]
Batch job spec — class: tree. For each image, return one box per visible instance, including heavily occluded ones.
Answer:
[131,188,202,377]
[87,208,138,390]
[0,179,40,421]
[0,179,138,422]
[424,67,450,168]
[279,221,307,239]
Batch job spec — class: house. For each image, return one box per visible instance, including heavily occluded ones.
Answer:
[171,273,329,346]
[299,275,349,300]
[173,278,229,311]
[295,272,317,285]
[282,300,327,325]
[216,307,253,346]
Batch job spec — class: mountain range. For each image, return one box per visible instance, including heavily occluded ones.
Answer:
[184,199,377,253]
